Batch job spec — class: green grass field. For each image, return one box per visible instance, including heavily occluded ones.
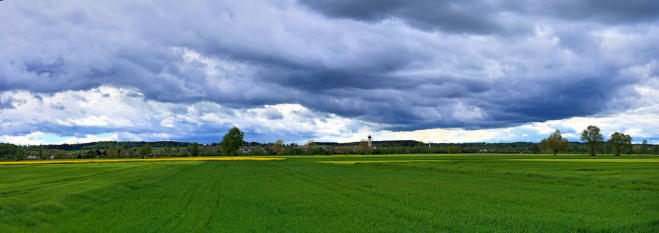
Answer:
[1,154,658,232]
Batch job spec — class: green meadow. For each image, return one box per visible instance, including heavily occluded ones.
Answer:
[1,154,658,232]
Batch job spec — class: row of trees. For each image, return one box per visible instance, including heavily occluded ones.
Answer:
[1,126,657,161]
[0,143,27,160]
[226,126,653,156]
[542,125,640,156]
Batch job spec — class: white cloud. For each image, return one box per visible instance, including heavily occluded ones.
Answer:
[0,132,117,145]
[1,82,657,145]
[369,101,659,144]
[331,78,659,144]
[0,132,47,145]
[0,0,657,145]
[60,133,118,144]
[0,86,375,144]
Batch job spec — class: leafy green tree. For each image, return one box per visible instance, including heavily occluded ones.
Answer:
[608,132,631,156]
[55,150,67,159]
[359,140,369,154]
[189,143,200,157]
[139,144,152,158]
[529,143,540,154]
[447,146,458,154]
[86,149,96,158]
[313,146,326,155]
[38,147,45,159]
[221,127,244,156]
[538,139,547,153]
[0,143,26,160]
[107,146,118,158]
[248,147,264,155]
[304,140,316,155]
[640,140,649,154]
[545,130,570,157]
[581,125,603,156]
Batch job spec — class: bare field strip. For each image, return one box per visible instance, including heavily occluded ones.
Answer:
[0,157,285,165]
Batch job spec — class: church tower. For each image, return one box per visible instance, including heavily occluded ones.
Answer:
[367,135,372,147]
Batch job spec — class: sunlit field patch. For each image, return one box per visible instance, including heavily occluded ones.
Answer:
[506,158,659,163]
[0,157,285,165]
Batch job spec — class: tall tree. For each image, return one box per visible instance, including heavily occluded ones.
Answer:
[55,150,66,159]
[0,143,26,161]
[581,125,603,156]
[107,146,118,158]
[538,139,547,153]
[359,140,369,154]
[221,127,244,156]
[189,143,200,157]
[273,139,284,155]
[529,143,540,154]
[304,140,316,155]
[86,149,96,159]
[608,132,632,156]
[139,144,152,158]
[38,147,45,159]
[640,139,649,154]
[447,146,458,154]
[545,130,570,157]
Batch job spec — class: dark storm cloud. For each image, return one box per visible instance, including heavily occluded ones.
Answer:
[1,0,658,140]
[298,0,509,34]
[487,75,632,124]
[299,0,659,34]
[539,0,659,23]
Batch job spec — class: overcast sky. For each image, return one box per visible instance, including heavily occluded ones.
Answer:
[1,0,658,145]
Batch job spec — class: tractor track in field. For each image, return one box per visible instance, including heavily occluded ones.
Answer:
[4,156,658,232]
[0,165,152,196]
[18,162,196,232]
[268,161,445,229]
[167,182,196,227]
[202,161,226,230]
[159,163,222,231]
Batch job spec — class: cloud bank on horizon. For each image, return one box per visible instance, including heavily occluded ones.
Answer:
[1,0,658,144]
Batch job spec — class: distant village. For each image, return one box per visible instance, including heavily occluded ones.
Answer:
[2,132,656,161]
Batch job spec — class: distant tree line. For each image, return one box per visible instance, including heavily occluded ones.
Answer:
[1,125,658,161]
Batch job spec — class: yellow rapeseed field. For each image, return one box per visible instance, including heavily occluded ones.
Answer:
[0,157,285,165]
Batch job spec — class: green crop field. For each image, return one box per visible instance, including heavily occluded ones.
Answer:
[1,154,658,232]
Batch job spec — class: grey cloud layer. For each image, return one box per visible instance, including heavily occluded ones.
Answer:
[299,0,659,33]
[1,0,658,134]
